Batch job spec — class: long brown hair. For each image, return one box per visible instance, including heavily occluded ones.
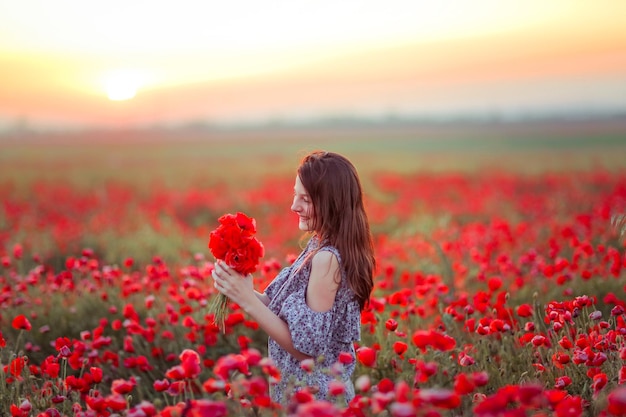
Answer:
[297,151,375,310]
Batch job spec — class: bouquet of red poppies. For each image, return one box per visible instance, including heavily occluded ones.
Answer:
[208,212,264,331]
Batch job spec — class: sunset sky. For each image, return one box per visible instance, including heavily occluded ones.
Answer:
[1,0,626,130]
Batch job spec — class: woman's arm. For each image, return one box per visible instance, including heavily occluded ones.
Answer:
[255,290,270,306]
[212,260,309,361]
[242,296,311,361]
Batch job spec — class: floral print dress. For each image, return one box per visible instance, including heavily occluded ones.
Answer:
[263,236,361,404]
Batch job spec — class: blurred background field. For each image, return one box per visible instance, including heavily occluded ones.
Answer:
[2,116,625,191]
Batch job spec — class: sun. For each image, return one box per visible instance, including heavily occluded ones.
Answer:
[104,70,140,101]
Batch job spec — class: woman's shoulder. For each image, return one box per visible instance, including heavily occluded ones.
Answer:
[308,250,341,283]
[315,240,341,262]
[310,248,338,264]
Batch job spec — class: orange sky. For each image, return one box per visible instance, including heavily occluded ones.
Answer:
[1,1,625,129]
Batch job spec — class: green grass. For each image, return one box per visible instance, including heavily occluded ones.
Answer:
[1,119,625,191]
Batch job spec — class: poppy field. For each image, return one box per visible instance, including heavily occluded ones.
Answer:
[1,128,626,416]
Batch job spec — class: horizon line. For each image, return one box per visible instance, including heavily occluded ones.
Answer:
[1,107,626,136]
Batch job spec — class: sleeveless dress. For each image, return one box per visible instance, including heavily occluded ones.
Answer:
[263,235,361,404]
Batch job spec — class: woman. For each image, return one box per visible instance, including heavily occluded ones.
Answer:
[212,151,375,404]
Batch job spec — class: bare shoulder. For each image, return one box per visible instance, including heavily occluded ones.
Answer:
[306,250,340,312]
[311,250,340,279]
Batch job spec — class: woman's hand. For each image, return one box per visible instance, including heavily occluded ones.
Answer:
[212,260,256,311]
[213,260,310,361]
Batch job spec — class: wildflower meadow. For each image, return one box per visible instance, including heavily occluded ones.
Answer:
[1,132,625,416]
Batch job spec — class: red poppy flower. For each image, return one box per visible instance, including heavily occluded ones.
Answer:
[488,277,502,291]
[465,318,476,332]
[85,394,106,413]
[111,378,136,395]
[9,357,26,377]
[105,395,127,412]
[458,352,475,366]
[90,367,103,384]
[472,371,489,387]
[531,335,548,347]
[167,381,186,396]
[552,352,571,369]
[123,257,134,268]
[42,358,60,379]
[252,395,273,408]
[12,315,31,331]
[517,383,543,405]
[412,330,456,352]
[18,399,31,414]
[13,243,23,260]
[544,389,568,406]
[338,351,354,364]
[554,395,582,417]
[165,365,186,380]
[607,387,626,416]
[208,212,264,275]
[393,342,408,357]
[386,319,398,331]
[294,389,315,403]
[356,346,377,367]
[214,353,250,380]
[260,357,281,382]
[516,303,534,317]
[202,378,227,394]
[454,373,475,395]
[179,349,202,379]
[558,336,573,349]
[224,312,245,327]
[592,373,608,396]
[414,360,438,384]
[524,322,535,332]
[555,376,572,389]
[246,375,268,398]
[153,379,170,392]
[378,378,395,393]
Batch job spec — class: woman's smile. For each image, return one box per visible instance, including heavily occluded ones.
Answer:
[291,175,314,231]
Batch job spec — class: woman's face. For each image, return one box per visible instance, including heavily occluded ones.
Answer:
[291,175,314,232]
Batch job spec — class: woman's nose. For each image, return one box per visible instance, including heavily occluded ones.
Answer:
[291,199,300,212]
